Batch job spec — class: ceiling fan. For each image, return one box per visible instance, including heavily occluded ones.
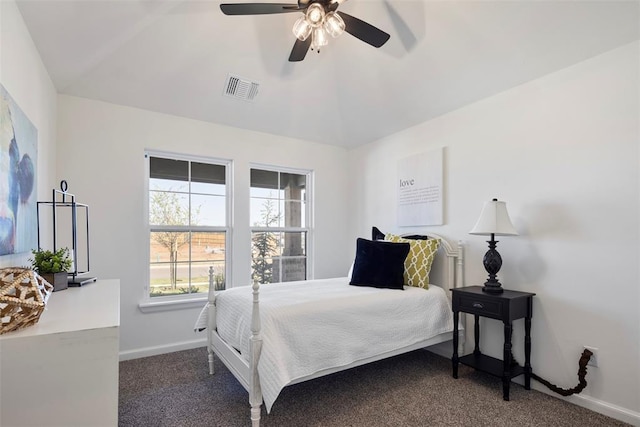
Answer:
[220,0,390,62]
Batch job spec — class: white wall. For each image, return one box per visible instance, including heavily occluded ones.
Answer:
[0,0,58,268]
[347,42,640,422]
[56,96,350,356]
[5,0,638,420]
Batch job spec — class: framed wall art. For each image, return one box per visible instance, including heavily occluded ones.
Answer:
[397,147,443,227]
[1,84,38,256]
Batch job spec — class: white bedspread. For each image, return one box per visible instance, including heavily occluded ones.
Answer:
[212,277,453,412]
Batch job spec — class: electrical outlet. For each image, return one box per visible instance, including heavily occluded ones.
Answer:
[584,346,598,367]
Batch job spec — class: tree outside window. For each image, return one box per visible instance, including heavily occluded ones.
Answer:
[148,154,229,298]
[250,168,310,284]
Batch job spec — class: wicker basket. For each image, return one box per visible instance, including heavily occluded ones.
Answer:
[0,268,53,335]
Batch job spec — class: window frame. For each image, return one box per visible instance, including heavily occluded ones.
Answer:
[249,163,313,284]
[140,150,232,311]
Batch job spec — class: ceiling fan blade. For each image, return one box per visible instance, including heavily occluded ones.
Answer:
[220,3,301,15]
[289,37,312,62]
[327,0,345,12]
[339,12,390,48]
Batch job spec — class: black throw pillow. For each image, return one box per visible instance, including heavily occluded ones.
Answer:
[371,226,429,241]
[371,226,385,241]
[349,238,410,290]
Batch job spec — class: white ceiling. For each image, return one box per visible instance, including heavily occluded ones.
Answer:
[16,0,640,149]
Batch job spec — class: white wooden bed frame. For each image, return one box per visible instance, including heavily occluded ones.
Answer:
[205,234,465,426]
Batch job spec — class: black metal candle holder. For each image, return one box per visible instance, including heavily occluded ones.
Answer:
[37,180,96,286]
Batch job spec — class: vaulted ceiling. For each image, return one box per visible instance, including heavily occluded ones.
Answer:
[16,0,640,148]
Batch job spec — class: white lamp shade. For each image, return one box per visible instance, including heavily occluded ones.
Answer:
[469,200,518,236]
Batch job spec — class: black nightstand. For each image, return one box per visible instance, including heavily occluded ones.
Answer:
[451,286,535,401]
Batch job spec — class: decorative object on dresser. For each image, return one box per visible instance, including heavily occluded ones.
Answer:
[37,180,97,287]
[29,247,72,291]
[469,198,518,294]
[0,267,52,334]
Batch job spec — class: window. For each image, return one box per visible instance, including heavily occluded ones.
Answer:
[250,167,311,284]
[146,152,230,300]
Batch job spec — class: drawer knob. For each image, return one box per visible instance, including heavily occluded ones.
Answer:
[472,302,484,309]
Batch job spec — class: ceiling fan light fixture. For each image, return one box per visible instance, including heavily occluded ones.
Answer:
[292,16,312,41]
[306,3,325,27]
[323,11,345,37]
[219,0,391,61]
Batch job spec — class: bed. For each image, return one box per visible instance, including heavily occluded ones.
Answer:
[196,232,465,426]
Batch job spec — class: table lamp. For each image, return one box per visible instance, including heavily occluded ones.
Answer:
[469,198,518,294]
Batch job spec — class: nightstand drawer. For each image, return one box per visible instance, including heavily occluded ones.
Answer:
[455,295,503,318]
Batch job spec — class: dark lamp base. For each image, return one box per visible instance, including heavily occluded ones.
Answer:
[481,236,505,294]
[482,283,504,294]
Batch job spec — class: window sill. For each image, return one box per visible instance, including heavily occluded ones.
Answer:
[138,296,208,313]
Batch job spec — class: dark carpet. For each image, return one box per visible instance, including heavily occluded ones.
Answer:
[119,347,628,426]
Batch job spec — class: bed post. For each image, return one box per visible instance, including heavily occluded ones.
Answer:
[456,241,465,355]
[207,266,217,375]
[249,279,263,427]
[455,240,464,289]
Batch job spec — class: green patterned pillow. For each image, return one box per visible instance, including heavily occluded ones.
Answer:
[384,233,440,289]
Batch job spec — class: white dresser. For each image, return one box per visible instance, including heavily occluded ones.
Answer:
[0,279,120,426]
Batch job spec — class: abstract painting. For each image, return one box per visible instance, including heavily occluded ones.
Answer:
[0,84,37,256]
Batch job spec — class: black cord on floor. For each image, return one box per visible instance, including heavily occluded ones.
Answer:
[513,348,594,396]
[533,349,593,396]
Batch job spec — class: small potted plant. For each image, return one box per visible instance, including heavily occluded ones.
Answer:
[30,248,72,292]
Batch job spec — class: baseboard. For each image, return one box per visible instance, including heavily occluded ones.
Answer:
[537,384,640,426]
[425,341,452,359]
[514,377,640,426]
[429,347,639,426]
[119,338,207,361]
